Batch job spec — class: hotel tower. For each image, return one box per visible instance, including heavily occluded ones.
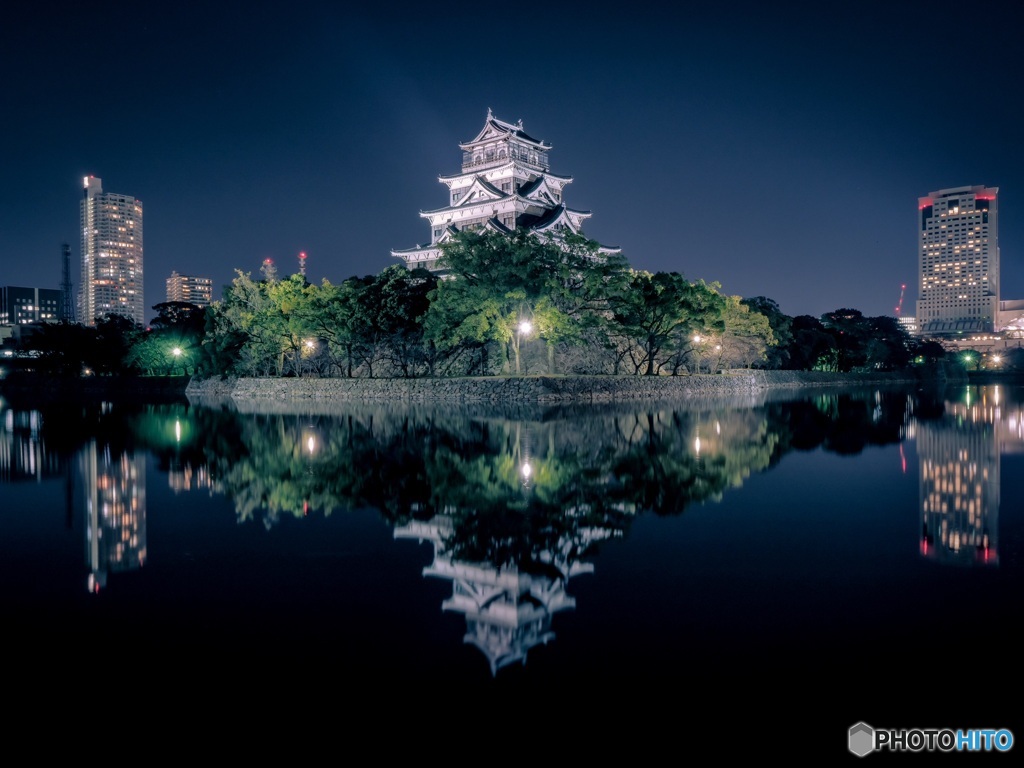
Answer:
[916,185,998,335]
[79,176,144,326]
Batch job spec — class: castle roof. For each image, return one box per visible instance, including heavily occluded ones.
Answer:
[459,108,550,151]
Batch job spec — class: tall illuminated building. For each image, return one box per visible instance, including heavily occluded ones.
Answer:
[79,176,144,326]
[916,185,998,335]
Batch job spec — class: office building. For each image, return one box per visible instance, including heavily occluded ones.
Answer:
[916,185,998,335]
[79,176,144,326]
[0,286,61,326]
[392,109,619,273]
[166,271,213,307]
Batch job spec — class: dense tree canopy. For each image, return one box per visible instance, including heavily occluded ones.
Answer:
[2,226,948,379]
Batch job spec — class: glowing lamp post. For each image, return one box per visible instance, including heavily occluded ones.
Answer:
[171,346,187,376]
[515,319,533,375]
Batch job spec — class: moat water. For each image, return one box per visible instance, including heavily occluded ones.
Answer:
[2,382,1020,753]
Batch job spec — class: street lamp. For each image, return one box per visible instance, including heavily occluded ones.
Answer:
[515,319,533,374]
[170,346,187,376]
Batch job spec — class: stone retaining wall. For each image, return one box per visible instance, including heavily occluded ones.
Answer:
[186,369,937,406]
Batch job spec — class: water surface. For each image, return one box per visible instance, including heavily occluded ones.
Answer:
[2,383,1019,753]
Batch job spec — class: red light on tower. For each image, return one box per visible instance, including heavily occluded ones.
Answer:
[298,251,307,276]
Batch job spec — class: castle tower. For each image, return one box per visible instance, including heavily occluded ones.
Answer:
[391,109,619,274]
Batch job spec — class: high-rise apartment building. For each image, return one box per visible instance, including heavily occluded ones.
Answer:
[166,271,213,307]
[916,185,998,335]
[79,176,144,326]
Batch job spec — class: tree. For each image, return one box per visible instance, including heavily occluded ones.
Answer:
[714,294,776,370]
[610,271,725,375]
[742,296,793,369]
[820,308,869,372]
[87,313,145,375]
[424,230,569,374]
[204,270,280,376]
[862,315,912,370]
[347,265,437,378]
[136,301,209,375]
[787,315,836,371]
[29,321,96,377]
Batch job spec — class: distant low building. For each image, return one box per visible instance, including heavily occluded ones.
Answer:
[898,316,918,336]
[0,285,61,326]
[166,271,213,307]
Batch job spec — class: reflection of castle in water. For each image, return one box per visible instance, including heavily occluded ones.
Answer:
[917,386,1024,566]
[396,506,619,675]
[81,441,146,592]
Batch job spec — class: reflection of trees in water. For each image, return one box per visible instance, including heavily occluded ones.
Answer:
[765,387,916,455]
[10,387,923,551]
[139,389,922,536]
[186,402,795,534]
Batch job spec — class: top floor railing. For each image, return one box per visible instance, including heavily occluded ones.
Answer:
[462,149,549,172]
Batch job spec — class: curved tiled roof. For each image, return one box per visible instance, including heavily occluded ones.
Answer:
[459,108,551,150]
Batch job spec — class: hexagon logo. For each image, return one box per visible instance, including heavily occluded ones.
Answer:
[849,722,875,757]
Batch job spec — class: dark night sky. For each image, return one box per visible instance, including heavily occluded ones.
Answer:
[2,1,1022,321]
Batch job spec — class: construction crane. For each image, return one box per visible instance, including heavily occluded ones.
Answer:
[895,283,906,317]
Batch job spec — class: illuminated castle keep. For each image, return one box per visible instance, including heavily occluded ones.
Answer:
[391,109,619,274]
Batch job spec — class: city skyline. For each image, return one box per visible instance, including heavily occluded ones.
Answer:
[2,2,1023,322]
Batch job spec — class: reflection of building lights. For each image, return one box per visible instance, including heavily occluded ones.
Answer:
[307,435,316,455]
[694,435,701,455]
[175,419,181,443]
[521,462,531,479]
